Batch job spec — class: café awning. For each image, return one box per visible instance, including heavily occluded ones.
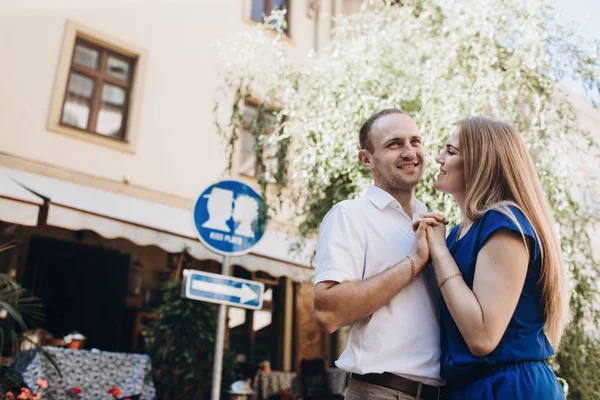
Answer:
[0,166,314,282]
[0,174,44,226]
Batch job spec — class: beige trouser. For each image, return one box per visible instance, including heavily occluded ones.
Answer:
[344,378,423,400]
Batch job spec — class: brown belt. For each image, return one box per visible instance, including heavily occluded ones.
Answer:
[351,372,440,400]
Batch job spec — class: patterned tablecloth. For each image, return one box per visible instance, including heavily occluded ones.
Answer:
[253,368,349,399]
[253,370,297,399]
[12,347,156,400]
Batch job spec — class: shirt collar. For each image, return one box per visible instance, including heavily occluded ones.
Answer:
[366,184,397,210]
[365,184,427,217]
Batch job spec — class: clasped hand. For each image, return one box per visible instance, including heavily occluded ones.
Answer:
[412,212,449,260]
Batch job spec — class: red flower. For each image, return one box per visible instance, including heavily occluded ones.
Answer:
[6,392,15,400]
[17,388,32,400]
[107,387,122,398]
[35,380,48,390]
[71,386,82,395]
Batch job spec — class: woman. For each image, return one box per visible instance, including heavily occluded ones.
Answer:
[419,117,568,399]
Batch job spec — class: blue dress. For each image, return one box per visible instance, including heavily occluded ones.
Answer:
[440,206,565,399]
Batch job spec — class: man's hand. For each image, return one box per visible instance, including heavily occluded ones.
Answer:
[410,219,432,269]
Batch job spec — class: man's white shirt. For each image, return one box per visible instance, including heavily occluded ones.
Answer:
[314,184,443,386]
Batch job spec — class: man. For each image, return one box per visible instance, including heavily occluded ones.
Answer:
[313,109,444,400]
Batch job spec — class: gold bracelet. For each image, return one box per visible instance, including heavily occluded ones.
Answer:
[438,272,462,288]
[407,254,416,282]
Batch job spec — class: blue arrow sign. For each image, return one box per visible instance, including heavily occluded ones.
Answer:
[182,269,264,310]
[192,180,267,256]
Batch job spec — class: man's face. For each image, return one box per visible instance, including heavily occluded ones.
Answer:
[359,113,425,192]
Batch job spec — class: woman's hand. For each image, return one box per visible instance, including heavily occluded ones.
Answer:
[426,222,448,258]
[411,213,447,232]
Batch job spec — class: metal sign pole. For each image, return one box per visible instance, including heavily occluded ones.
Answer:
[211,255,230,400]
[192,180,267,400]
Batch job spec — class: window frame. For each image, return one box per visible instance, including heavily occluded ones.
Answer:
[60,38,135,140]
[237,99,289,185]
[47,20,147,153]
[245,0,292,37]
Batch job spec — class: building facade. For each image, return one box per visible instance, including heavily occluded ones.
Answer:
[0,0,366,374]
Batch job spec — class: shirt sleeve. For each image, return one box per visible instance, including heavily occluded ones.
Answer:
[478,206,540,261]
[314,204,366,286]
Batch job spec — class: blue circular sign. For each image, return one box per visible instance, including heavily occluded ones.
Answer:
[192,180,267,256]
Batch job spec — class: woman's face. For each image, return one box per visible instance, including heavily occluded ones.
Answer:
[433,128,466,196]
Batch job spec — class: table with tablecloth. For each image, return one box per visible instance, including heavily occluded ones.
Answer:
[253,370,296,399]
[253,368,348,399]
[12,347,156,400]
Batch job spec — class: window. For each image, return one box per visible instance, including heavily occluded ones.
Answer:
[61,39,135,140]
[228,287,276,363]
[582,190,598,216]
[250,0,290,35]
[238,102,289,184]
[228,268,283,368]
[48,20,147,153]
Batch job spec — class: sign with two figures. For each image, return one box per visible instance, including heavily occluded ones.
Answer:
[192,179,266,256]
[184,179,268,309]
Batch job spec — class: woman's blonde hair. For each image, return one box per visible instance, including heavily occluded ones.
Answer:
[457,116,568,348]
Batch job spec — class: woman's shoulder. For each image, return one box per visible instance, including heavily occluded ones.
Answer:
[478,204,540,258]
[480,204,534,235]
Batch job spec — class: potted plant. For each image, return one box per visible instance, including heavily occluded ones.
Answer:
[0,239,59,397]
[142,249,235,398]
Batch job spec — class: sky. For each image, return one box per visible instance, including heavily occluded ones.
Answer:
[550,0,600,97]
[551,0,600,41]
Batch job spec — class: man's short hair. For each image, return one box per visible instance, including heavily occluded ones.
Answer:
[359,108,406,152]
